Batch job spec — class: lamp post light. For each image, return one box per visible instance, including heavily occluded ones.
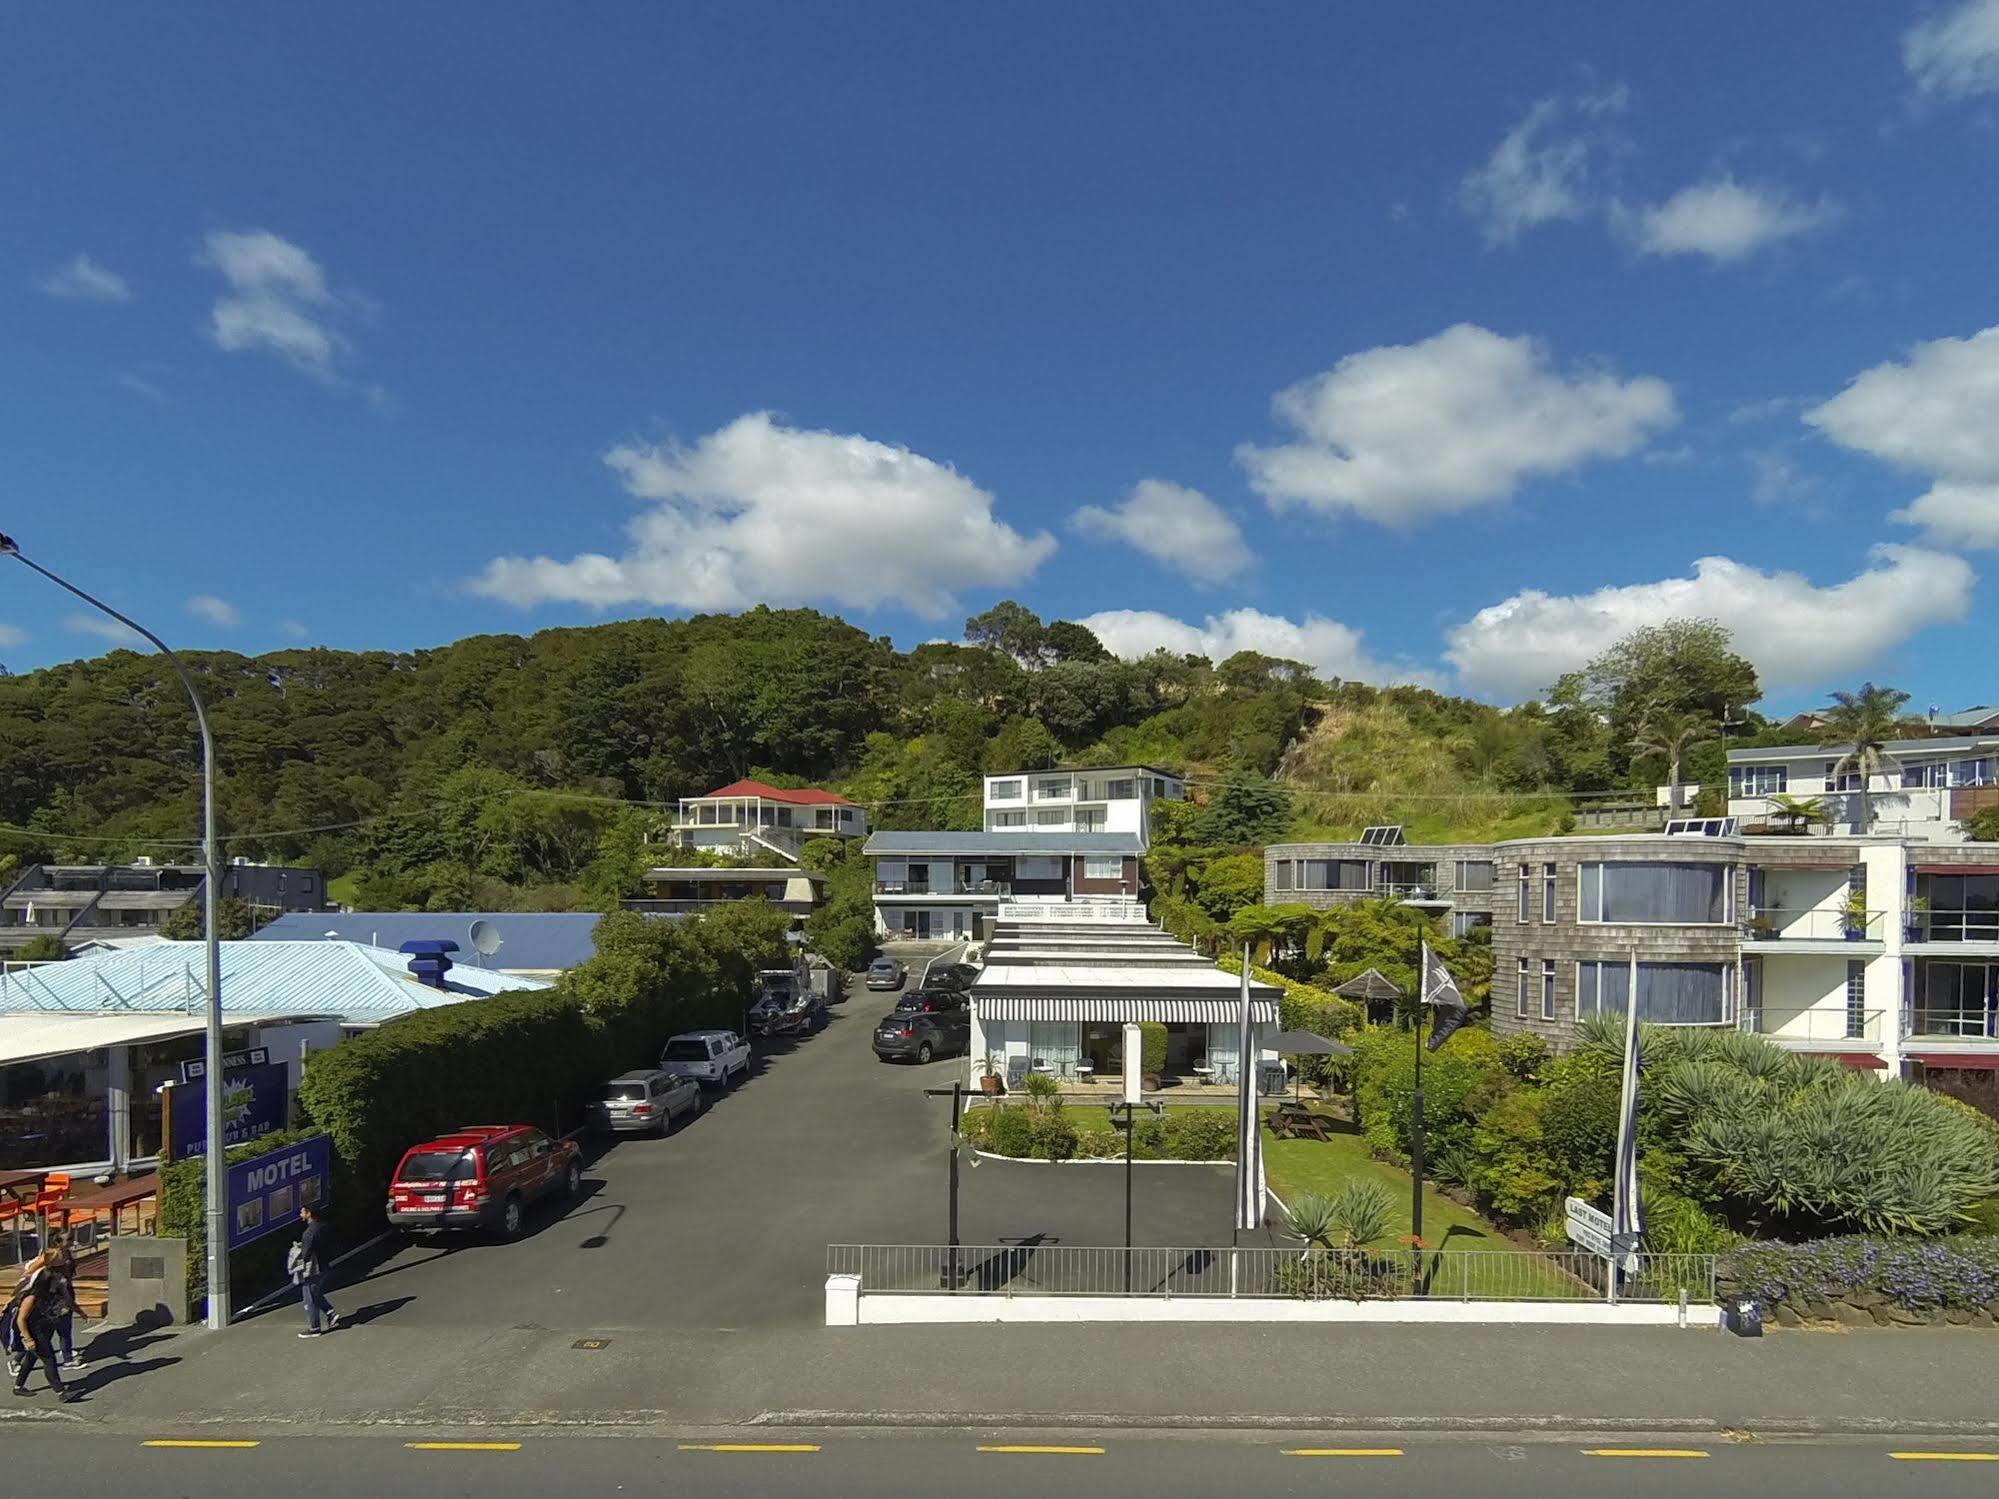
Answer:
[1,534,231,1329]
[924,1082,967,1289]
[1106,1099,1163,1293]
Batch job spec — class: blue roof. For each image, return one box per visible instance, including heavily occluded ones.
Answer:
[0,940,551,1024]
[250,911,603,972]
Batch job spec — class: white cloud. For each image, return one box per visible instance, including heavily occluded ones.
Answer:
[116,372,168,404]
[1459,88,1627,246]
[471,411,1056,619]
[1236,323,1676,527]
[186,595,240,628]
[1444,545,1974,701]
[1068,480,1252,584]
[65,613,147,647]
[1905,0,1999,98]
[280,619,311,641]
[1748,448,1823,513]
[199,230,348,379]
[1617,177,1837,263]
[0,624,26,649]
[1078,606,1440,687]
[40,252,130,302]
[1806,324,1999,547]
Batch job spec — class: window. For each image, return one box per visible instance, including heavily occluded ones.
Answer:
[1516,957,1530,1019]
[1576,960,1735,1025]
[1910,758,1999,789]
[1823,762,1862,793]
[1846,960,1867,1039]
[1578,862,1730,924]
[1106,778,1137,800]
[1542,863,1557,923]
[1083,857,1123,880]
[1728,764,1789,797]
[1035,777,1072,800]
[989,779,1022,801]
[1033,810,1066,826]
[1454,860,1495,893]
[1453,911,1492,938]
[698,804,719,825]
[1297,859,1369,891]
[1541,959,1557,1021]
[1517,864,1531,923]
[1273,860,1293,892]
[989,810,1025,828]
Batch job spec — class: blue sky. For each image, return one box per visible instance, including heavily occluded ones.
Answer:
[5,2,1998,711]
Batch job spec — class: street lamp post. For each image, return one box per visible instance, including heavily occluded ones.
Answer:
[1106,1099,1163,1293]
[1,535,231,1329]
[924,1082,966,1289]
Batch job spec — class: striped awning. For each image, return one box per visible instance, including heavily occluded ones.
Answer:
[974,996,1278,1024]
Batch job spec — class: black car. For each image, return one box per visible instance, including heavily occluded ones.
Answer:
[873,988,972,1064]
[923,962,980,994]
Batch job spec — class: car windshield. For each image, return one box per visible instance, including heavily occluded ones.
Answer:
[895,993,929,1011]
[605,1082,649,1102]
[869,960,897,973]
[664,1039,711,1061]
[398,1149,473,1181]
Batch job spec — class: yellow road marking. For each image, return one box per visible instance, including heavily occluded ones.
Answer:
[1283,1448,1405,1457]
[1890,1452,1999,1462]
[1585,1448,1710,1459]
[143,1440,261,1449]
[678,1444,822,1453]
[977,1445,1106,1455]
[404,1442,521,1452]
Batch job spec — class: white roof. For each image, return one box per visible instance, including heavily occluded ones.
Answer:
[0,1012,210,1066]
[977,962,1282,992]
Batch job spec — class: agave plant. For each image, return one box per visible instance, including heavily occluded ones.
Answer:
[1283,1190,1343,1252]
[1331,1179,1395,1248]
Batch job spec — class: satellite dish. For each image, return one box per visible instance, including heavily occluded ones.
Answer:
[468,920,503,962]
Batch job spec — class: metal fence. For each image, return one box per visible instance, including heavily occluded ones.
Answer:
[826,1244,1716,1305]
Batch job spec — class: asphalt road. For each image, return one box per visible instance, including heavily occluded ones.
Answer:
[284,974,1261,1337]
[8,1429,1999,1498]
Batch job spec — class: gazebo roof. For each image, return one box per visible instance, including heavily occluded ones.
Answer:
[1331,967,1404,1002]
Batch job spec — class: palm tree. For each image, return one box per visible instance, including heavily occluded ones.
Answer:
[1766,793,1828,836]
[1226,904,1290,967]
[1820,682,1914,833]
[1631,710,1715,815]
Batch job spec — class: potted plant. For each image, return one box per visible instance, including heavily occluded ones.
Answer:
[1745,911,1775,941]
[1905,895,1931,943]
[976,1051,1006,1095]
[1842,888,1871,940]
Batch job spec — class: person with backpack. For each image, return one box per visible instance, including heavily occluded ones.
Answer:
[10,1249,79,1402]
[47,1232,83,1370]
[289,1201,339,1337]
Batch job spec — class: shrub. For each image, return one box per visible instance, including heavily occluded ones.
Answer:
[1723,1235,1999,1313]
[1022,1071,1061,1102]
[1073,1127,1122,1159]
[14,934,67,963]
[987,1106,1034,1157]
[1031,1107,1079,1161]
[1496,1032,1550,1083]
[1163,1109,1235,1161]
[1138,1024,1167,1078]
[1537,1052,1620,1192]
[1330,1179,1394,1248]
[1642,1191,1739,1256]
[1352,1023,1511,1165]
[1131,1114,1168,1158]
[160,1127,322,1306]
[1469,1088,1562,1224]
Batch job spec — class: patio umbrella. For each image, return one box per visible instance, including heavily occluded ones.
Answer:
[1267,1028,1352,1101]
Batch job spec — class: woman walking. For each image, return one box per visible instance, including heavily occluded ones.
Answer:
[10,1249,79,1402]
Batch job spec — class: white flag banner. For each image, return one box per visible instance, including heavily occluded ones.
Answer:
[1233,948,1265,1233]
[1610,952,1644,1262]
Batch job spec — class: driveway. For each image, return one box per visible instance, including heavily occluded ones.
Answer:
[319,981,1250,1335]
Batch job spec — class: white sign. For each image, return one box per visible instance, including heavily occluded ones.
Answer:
[1565,1196,1640,1272]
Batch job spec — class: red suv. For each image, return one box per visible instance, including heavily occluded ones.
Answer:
[386,1124,582,1239]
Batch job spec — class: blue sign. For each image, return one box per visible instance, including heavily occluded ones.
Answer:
[226,1134,331,1251]
[170,1062,288,1162]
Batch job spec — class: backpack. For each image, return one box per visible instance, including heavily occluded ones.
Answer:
[3,1268,45,1352]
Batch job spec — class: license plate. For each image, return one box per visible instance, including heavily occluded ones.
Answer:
[421,1194,444,1205]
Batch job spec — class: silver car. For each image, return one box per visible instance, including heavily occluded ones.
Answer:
[588,1068,703,1135]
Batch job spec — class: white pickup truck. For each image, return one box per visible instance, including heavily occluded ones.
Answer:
[660,1029,751,1089]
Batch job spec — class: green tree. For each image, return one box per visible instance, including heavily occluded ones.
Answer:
[1197,767,1292,845]
[1963,805,1999,842]
[1820,682,1915,833]
[1630,710,1715,813]
[1579,620,1760,770]
[963,599,1047,664]
[1190,851,1267,922]
[160,894,256,940]
[15,933,67,962]
[1041,619,1111,664]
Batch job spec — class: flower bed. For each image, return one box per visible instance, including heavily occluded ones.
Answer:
[1720,1235,1999,1327]
[961,1103,1238,1162]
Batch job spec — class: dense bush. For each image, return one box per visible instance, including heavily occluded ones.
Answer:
[1724,1235,1999,1314]
[159,1127,323,1304]
[986,1106,1034,1157]
[1138,1024,1167,1078]
[965,1106,1239,1162]
[1351,1023,1510,1165]
[1166,1109,1237,1160]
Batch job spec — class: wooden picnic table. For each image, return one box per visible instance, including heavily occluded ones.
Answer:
[1269,1103,1334,1142]
[0,1168,48,1199]
[56,1173,160,1239]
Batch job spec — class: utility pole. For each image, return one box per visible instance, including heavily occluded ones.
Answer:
[924,1082,965,1289]
[1107,1099,1163,1293]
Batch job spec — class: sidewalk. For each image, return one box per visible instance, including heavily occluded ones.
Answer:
[25,1316,1999,1437]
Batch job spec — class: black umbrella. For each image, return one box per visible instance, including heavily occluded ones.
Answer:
[1267,1028,1352,1101]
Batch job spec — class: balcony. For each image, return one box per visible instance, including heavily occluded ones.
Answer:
[1908,1007,1998,1040]
[875,880,1012,898]
[1905,909,1999,946]
[1742,1006,1885,1048]
[1742,907,1885,949]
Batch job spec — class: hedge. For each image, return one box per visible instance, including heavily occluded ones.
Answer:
[964,1104,1239,1162]
[159,1127,325,1308]
[1721,1235,1999,1323]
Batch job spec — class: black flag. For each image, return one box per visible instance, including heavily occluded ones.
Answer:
[1422,942,1471,1053]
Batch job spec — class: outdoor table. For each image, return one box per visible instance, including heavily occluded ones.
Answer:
[56,1173,160,1245]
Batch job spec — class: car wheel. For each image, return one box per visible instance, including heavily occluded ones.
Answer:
[499,1194,524,1239]
[564,1160,582,1196]
[916,1041,934,1065]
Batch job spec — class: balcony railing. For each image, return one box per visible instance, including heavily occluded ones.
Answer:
[1743,907,1884,942]
[1905,909,1999,943]
[875,880,1012,897]
[1742,1006,1884,1044]
[1908,1007,1998,1039]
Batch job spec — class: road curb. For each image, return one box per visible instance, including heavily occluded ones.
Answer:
[743,1409,1999,1438]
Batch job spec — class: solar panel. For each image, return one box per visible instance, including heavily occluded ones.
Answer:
[1664,817,1739,837]
[1359,825,1407,846]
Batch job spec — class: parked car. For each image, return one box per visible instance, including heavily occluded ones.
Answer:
[873,988,972,1064]
[924,962,981,994]
[587,1068,702,1135]
[864,956,906,990]
[661,1029,751,1088]
[385,1124,582,1239]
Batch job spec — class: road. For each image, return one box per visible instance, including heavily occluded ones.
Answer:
[7,1429,1999,1497]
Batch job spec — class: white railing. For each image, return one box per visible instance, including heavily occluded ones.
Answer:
[1742,1006,1884,1044]
[1744,907,1885,942]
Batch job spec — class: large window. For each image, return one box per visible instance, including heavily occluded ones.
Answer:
[1578,862,1731,924]
[1904,758,1995,789]
[1297,859,1369,891]
[989,811,1025,828]
[1035,777,1072,800]
[1453,911,1492,938]
[989,779,1022,801]
[1105,778,1137,800]
[1845,959,1867,1040]
[1729,765,1789,797]
[1576,961,1735,1025]
[1542,863,1557,924]
[1033,810,1066,826]
[1454,860,1495,893]
[1823,762,1862,793]
[1515,957,1530,1019]
[1517,864,1531,923]
[1541,959,1557,1021]
[1028,1022,1082,1077]
[1272,860,1294,892]
[1915,962,1997,1037]
[1082,857,1124,881]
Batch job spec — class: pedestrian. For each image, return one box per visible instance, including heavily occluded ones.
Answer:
[289,1201,339,1337]
[47,1232,83,1371]
[10,1249,79,1402]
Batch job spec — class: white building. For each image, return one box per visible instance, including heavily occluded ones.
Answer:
[1726,734,1999,841]
[671,778,869,862]
[982,766,1184,839]
[966,910,1281,1099]
[863,831,1144,941]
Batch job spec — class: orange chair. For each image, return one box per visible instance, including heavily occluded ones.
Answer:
[30,1173,71,1253]
[1,1195,26,1265]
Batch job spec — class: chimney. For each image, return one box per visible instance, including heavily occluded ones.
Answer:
[397,939,460,989]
